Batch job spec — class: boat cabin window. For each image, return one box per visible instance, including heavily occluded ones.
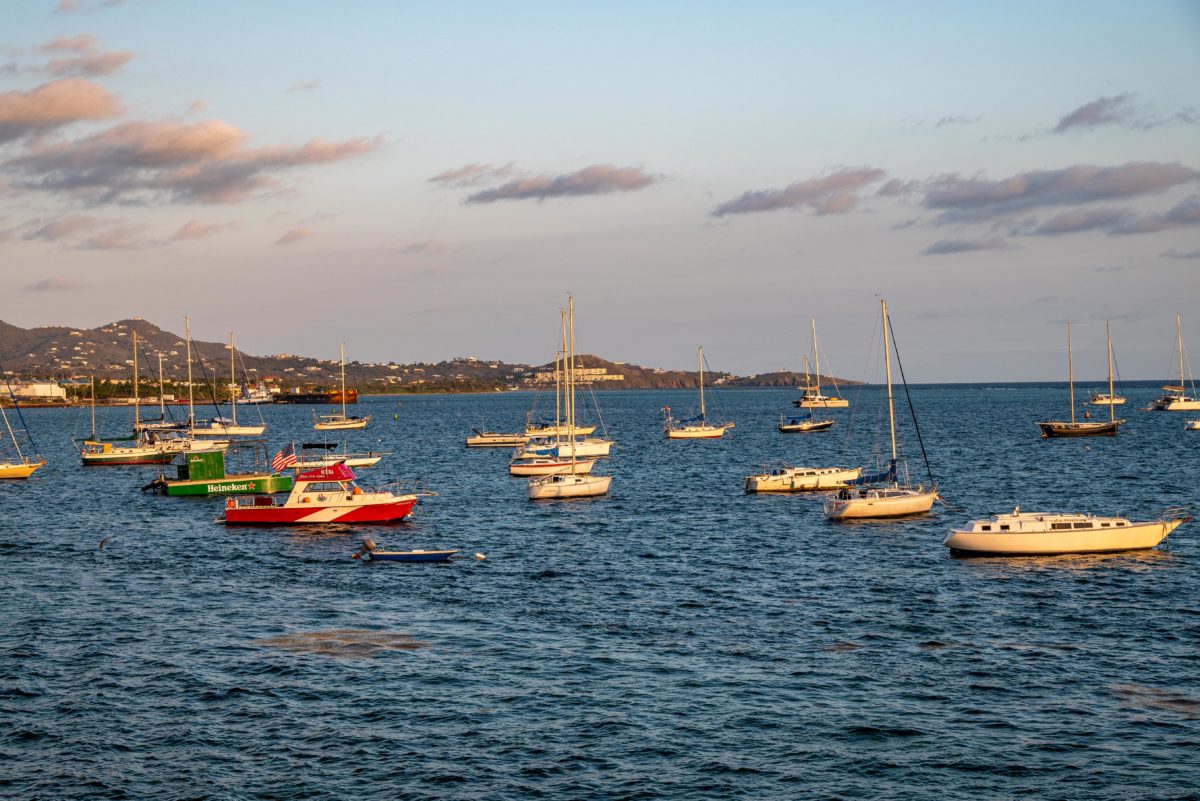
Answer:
[1051,523,1072,530]
[304,481,346,492]
[1101,522,1110,527]
[1116,521,1125,527]
[1000,525,1010,531]
[1073,522,1092,529]
[981,525,992,531]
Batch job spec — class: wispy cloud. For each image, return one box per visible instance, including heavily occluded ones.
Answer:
[1052,93,1197,133]
[0,78,122,143]
[5,119,382,204]
[920,236,1012,256]
[276,226,312,245]
[23,213,104,241]
[170,219,237,241]
[287,80,320,94]
[466,164,660,204]
[1024,196,1200,237]
[399,240,443,255]
[428,162,515,189]
[921,162,1199,225]
[711,167,886,217]
[1161,248,1200,260]
[936,115,981,128]
[24,276,78,291]
[40,34,132,77]
[76,222,153,250]
[56,0,128,13]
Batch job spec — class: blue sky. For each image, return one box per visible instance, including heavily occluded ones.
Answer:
[2,1,1199,380]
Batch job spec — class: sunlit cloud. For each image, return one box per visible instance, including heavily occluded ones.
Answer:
[936,115,981,128]
[170,219,237,241]
[428,162,515,188]
[1161,248,1200,260]
[920,236,1012,256]
[399,240,443,256]
[1024,196,1200,237]
[24,277,78,291]
[0,78,122,142]
[1051,93,1197,134]
[921,162,1199,225]
[466,164,660,204]
[276,225,312,245]
[22,213,104,241]
[56,0,128,13]
[40,34,132,77]
[711,167,886,217]
[5,119,382,204]
[77,222,153,249]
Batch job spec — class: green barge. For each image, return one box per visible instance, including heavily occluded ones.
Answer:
[150,449,293,497]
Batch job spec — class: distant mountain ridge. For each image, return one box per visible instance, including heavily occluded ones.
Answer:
[0,318,860,392]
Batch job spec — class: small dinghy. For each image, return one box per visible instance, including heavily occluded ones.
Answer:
[778,413,834,433]
[353,539,457,562]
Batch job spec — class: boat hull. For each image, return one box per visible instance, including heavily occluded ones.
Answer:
[164,473,294,497]
[193,425,266,437]
[368,549,457,562]
[666,424,733,439]
[795,398,849,408]
[1088,395,1125,406]
[509,459,595,476]
[82,449,174,466]
[225,496,417,524]
[1153,397,1200,411]
[779,420,834,433]
[944,519,1185,555]
[529,474,612,499]
[524,425,596,437]
[1187,420,1200,431]
[0,460,44,479]
[1037,420,1123,438]
[823,487,938,519]
[466,434,529,447]
[745,466,861,493]
[314,417,370,430]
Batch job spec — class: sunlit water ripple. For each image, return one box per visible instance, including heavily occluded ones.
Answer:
[2,385,1198,799]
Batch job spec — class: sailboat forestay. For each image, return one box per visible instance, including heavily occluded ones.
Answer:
[795,320,848,408]
[314,344,371,430]
[823,299,938,520]
[664,347,734,438]
[1152,315,1200,411]
[0,372,45,479]
[192,333,266,436]
[1037,321,1124,438]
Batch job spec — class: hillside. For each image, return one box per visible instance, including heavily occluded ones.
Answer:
[0,318,860,393]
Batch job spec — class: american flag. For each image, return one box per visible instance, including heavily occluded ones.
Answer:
[271,443,297,472]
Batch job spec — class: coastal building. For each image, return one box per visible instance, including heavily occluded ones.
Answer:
[11,382,67,400]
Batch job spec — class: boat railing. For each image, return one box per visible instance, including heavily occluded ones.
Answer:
[376,478,438,498]
[1159,506,1193,523]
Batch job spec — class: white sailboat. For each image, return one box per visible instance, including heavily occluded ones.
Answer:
[512,306,597,478]
[796,320,848,408]
[314,344,371,430]
[529,296,611,499]
[1152,315,1200,411]
[824,299,938,520]
[1036,321,1123,438]
[664,347,734,439]
[944,507,1192,556]
[192,333,267,436]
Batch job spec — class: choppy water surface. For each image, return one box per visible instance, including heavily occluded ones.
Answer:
[2,385,1198,799]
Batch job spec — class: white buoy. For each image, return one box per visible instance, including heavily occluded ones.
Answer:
[474,552,486,561]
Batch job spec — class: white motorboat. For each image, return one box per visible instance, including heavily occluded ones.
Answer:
[466,430,529,448]
[745,465,861,493]
[1186,420,1200,431]
[664,347,734,439]
[1088,392,1125,406]
[778,412,834,433]
[293,442,388,469]
[510,456,596,477]
[1151,315,1200,411]
[314,344,371,430]
[944,507,1192,555]
[529,473,612,500]
[514,436,612,459]
[823,299,938,521]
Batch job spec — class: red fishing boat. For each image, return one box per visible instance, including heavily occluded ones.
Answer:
[224,463,430,525]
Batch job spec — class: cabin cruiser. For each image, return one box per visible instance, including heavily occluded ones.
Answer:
[944,507,1191,555]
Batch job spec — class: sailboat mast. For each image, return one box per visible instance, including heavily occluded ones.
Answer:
[158,352,165,418]
[340,344,347,418]
[698,346,706,420]
[1178,314,1185,392]
[230,333,237,425]
[185,317,194,434]
[91,375,96,439]
[882,300,897,462]
[1107,321,1115,424]
[132,329,139,428]
[812,319,821,396]
[568,295,577,462]
[557,309,566,448]
[1067,321,1075,424]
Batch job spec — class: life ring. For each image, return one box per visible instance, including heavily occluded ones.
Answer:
[226,497,234,508]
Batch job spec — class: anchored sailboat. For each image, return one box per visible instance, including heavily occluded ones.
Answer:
[192,333,266,436]
[529,296,611,499]
[1151,315,1200,411]
[1037,321,1124,438]
[314,344,371,430]
[0,370,45,479]
[795,321,848,408]
[823,300,938,520]
[664,347,735,438]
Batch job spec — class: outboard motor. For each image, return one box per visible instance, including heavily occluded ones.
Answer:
[351,539,379,560]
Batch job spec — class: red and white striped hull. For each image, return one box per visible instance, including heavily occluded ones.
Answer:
[225,496,416,525]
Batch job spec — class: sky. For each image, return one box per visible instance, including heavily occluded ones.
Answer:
[2,0,1199,381]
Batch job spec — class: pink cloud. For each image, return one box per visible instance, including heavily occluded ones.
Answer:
[170,219,236,241]
[0,78,122,142]
[428,162,515,188]
[24,276,78,291]
[276,226,312,245]
[711,167,887,217]
[466,164,660,204]
[23,213,104,241]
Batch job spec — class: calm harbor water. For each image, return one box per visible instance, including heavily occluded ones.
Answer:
[2,384,1198,799]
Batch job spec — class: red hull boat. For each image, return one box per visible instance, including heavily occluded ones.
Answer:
[224,463,426,525]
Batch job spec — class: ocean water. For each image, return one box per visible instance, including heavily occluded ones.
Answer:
[2,385,1198,800]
